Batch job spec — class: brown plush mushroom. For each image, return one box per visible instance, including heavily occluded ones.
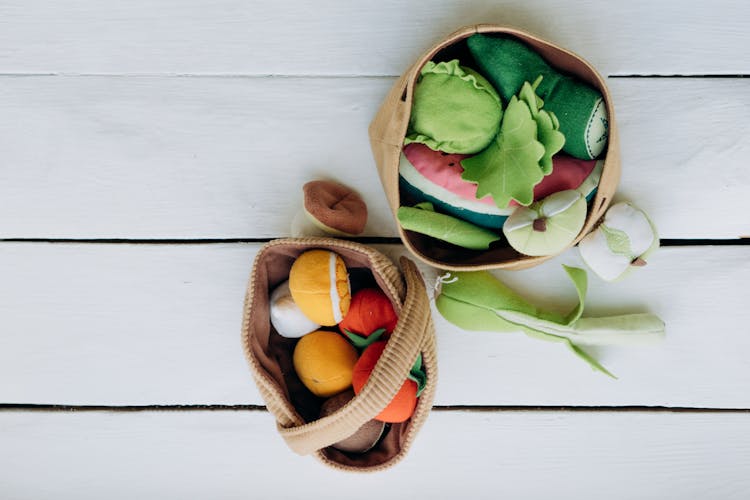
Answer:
[319,389,386,454]
[303,180,368,236]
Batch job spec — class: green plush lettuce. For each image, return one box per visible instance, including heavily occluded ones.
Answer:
[405,60,503,154]
[519,77,566,174]
[460,94,546,208]
[460,77,566,208]
[435,266,665,377]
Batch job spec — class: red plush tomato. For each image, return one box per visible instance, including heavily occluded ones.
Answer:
[352,341,417,423]
[338,288,398,338]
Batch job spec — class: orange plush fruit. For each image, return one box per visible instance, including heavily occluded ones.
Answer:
[289,250,351,326]
[352,341,418,423]
[293,330,358,398]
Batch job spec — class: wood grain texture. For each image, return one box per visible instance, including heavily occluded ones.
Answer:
[1,243,748,407]
[1,77,748,239]
[1,409,748,499]
[0,0,748,76]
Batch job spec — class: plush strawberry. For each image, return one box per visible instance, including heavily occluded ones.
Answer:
[338,288,398,349]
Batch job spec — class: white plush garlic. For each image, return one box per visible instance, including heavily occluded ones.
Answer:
[578,202,659,281]
[269,280,320,338]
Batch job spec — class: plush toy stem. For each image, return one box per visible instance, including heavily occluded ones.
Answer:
[533,218,547,232]
[631,257,647,267]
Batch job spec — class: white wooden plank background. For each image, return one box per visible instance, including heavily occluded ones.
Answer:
[0,0,748,76]
[2,1,749,498]
[2,243,749,407]
[2,410,749,500]
[0,77,748,239]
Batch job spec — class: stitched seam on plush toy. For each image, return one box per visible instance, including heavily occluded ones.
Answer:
[584,98,602,159]
[328,251,343,323]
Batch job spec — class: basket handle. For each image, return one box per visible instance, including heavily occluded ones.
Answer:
[278,257,431,455]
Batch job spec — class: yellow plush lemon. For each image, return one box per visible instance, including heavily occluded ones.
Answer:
[288,249,351,326]
[293,330,358,397]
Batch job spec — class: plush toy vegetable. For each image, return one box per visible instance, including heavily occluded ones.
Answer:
[503,190,587,256]
[405,59,503,154]
[578,202,659,281]
[435,266,665,377]
[269,280,320,338]
[289,249,351,326]
[339,288,398,349]
[397,202,502,250]
[302,180,368,236]
[319,389,386,454]
[293,330,358,397]
[460,79,564,208]
[467,33,608,160]
[351,341,426,423]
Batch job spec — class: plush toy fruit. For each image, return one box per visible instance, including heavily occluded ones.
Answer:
[293,330,358,398]
[405,59,503,154]
[509,156,602,206]
[399,143,514,229]
[269,280,320,338]
[578,202,659,281]
[289,249,351,326]
[339,288,398,336]
[319,389,386,454]
[352,341,418,423]
[339,288,398,348]
[503,189,587,257]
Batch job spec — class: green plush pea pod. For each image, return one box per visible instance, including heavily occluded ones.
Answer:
[397,202,502,250]
[435,266,665,377]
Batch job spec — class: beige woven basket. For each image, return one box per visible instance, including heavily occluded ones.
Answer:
[241,238,437,472]
[369,24,620,271]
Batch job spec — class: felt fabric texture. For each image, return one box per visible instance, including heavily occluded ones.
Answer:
[289,250,351,326]
[577,159,603,202]
[339,288,398,343]
[269,280,320,338]
[407,354,427,398]
[319,390,387,454]
[405,59,503,154]
[293,330,359,398]
[503,190,588,257]
[435,266,665,377]
[509,156,600,206]
[459,92,547,208]
[243,238,437,471]
[397,202,502,250]
[398,146,513,229]
[467,34,608,160]
[578,202,659,281]
[303,180,368,236]
[352,341,419,423]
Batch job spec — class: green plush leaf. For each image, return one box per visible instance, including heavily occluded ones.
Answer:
[534,109,566,174]
[562,265,588,325]
[565,342,617,379]
[343,328,387,350]
[407,354,428,397]
[518,79,565,174]
[519,77,544,113]
[600,224,634,257]
[460,95,546,208]
[436,266,665,378]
